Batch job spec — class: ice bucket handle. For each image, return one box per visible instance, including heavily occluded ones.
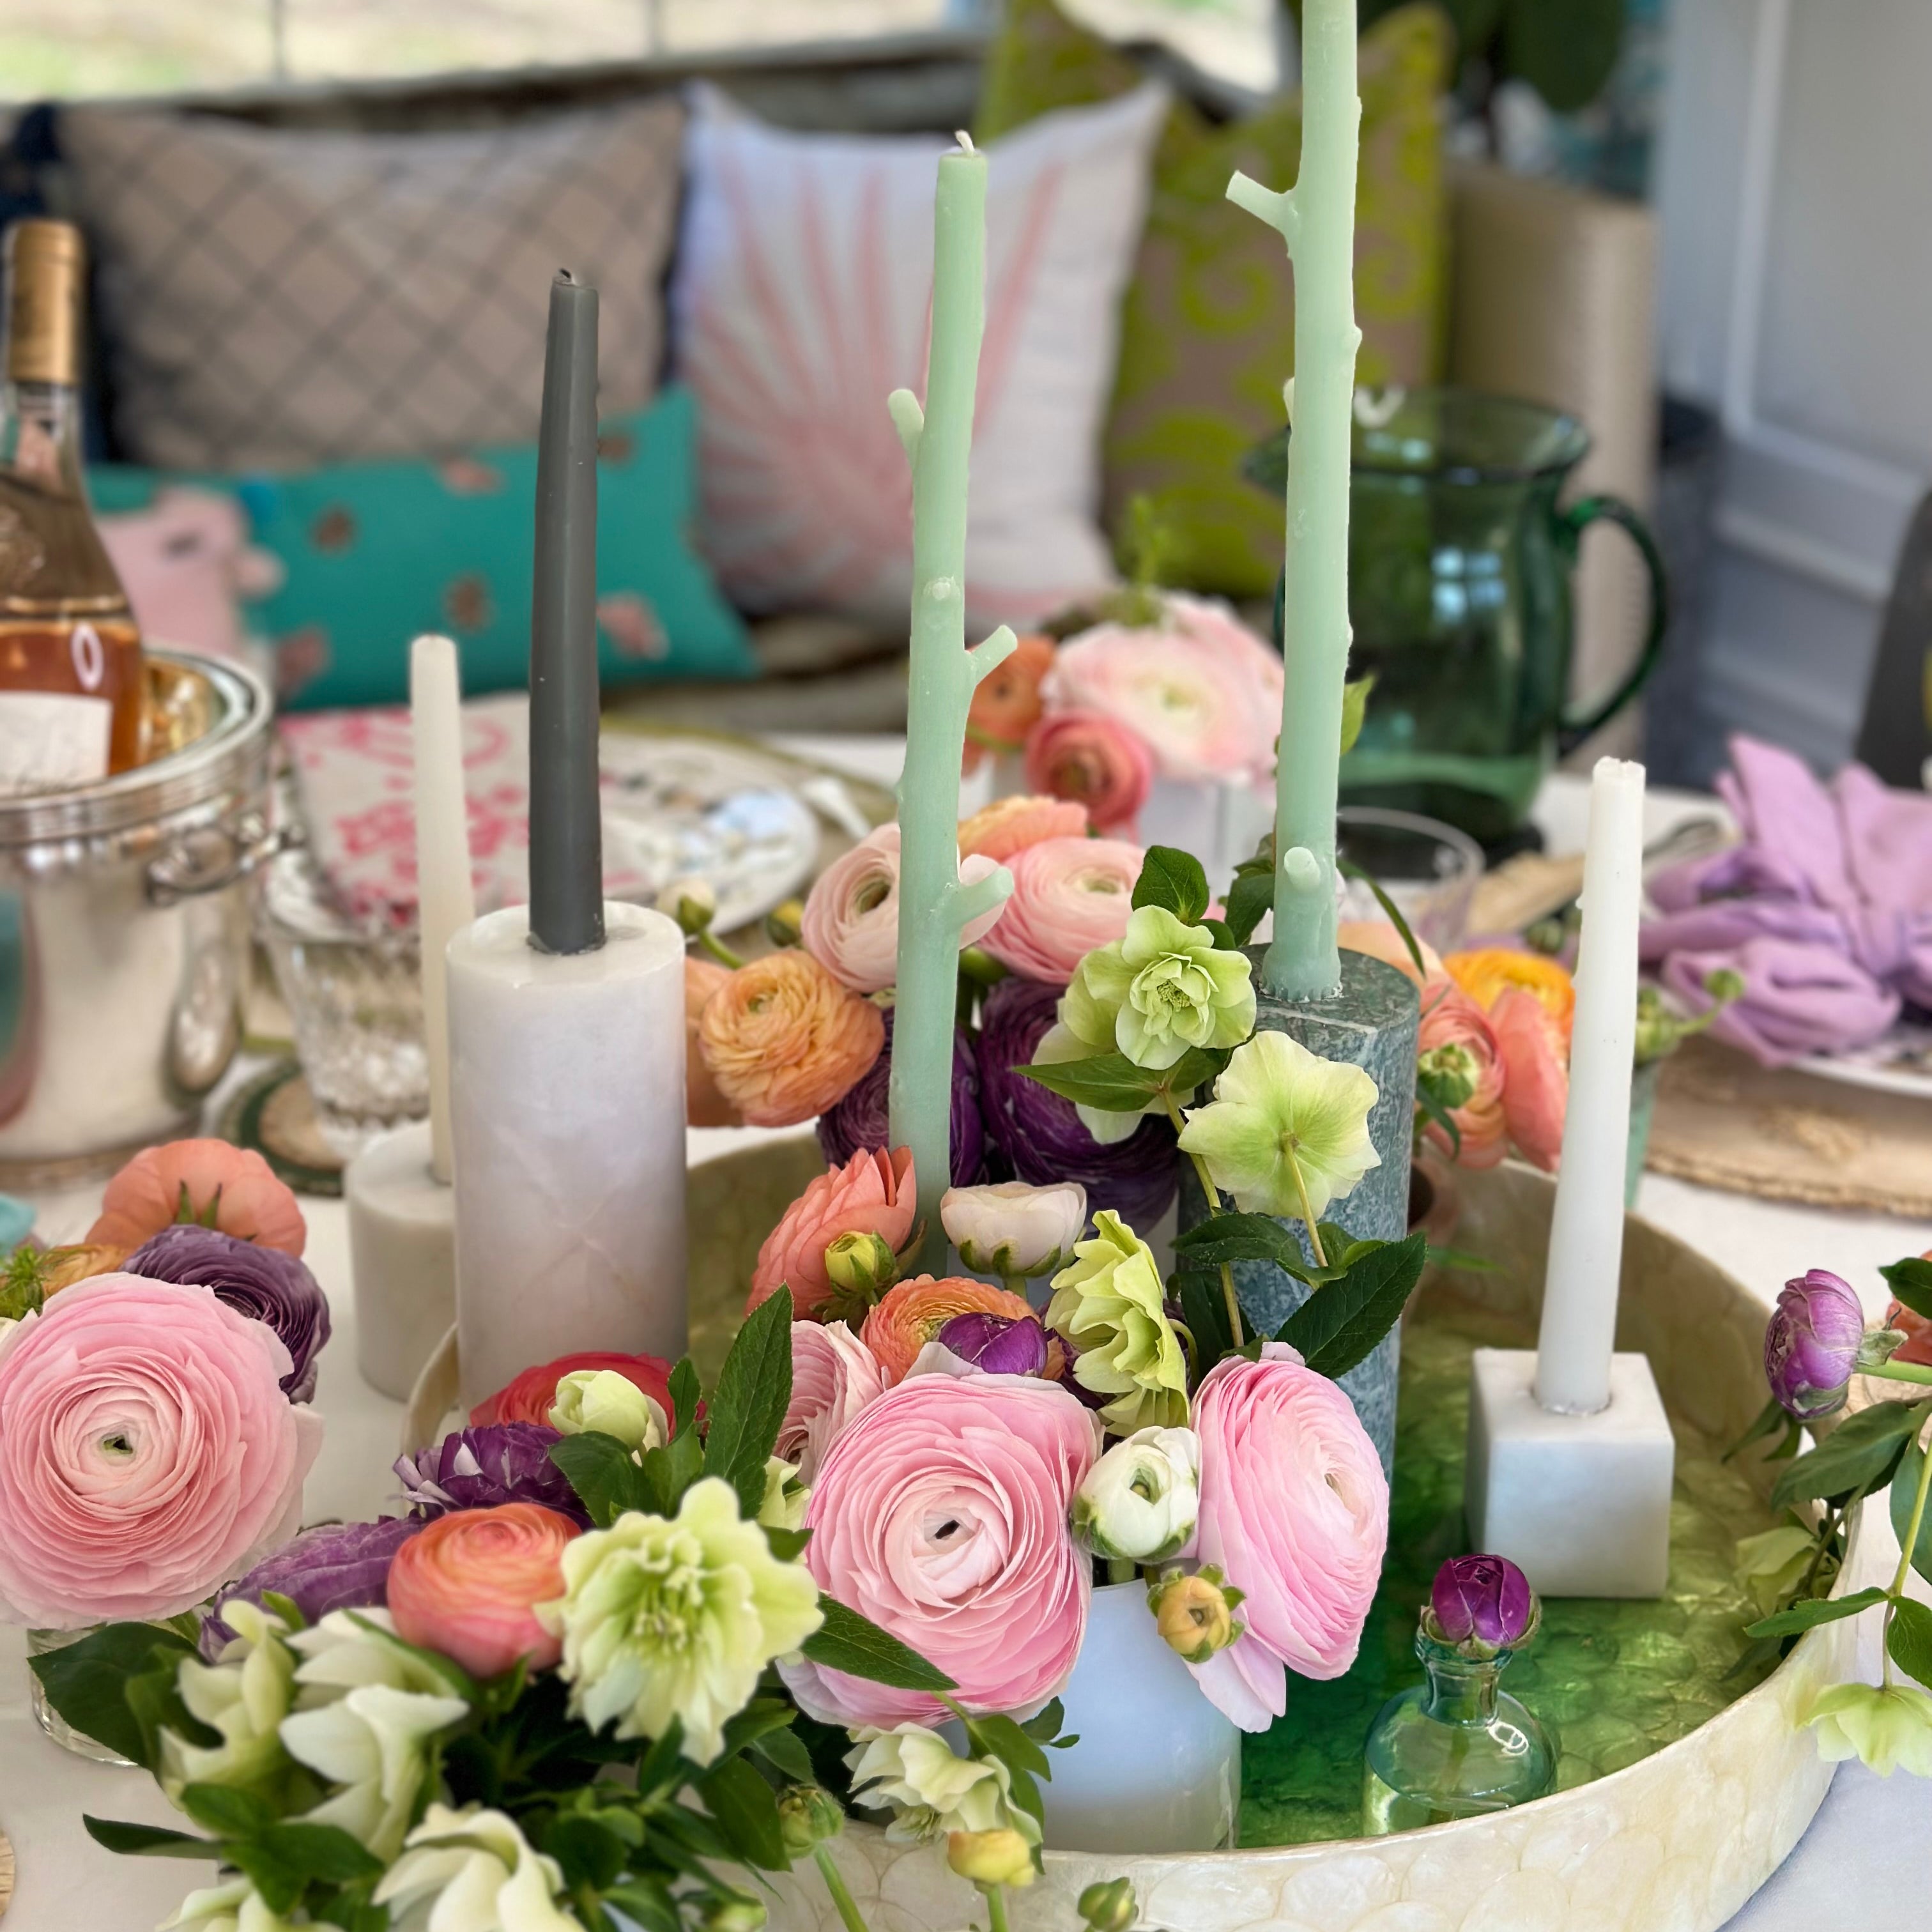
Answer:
[146,808,282,907]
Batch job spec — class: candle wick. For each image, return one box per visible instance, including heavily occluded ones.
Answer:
[953,130,977,154]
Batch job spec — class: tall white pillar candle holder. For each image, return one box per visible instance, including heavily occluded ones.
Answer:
[1466,758,1673,1597]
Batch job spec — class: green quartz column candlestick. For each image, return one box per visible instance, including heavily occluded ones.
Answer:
[1227,0,1361,1002]
[887,135,1018,1270]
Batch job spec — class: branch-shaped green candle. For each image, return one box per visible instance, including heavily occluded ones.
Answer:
[1227,0,1361,1002]
[887,133,1018,1269]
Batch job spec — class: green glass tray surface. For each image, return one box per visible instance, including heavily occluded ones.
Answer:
[1236,1300,1782,1848]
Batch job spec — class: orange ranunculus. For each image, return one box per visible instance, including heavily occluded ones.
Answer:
[861,1275,1066,1384]
[1416,985,1508,1169]
[1338,918,1446,990]
[747,1147,917,1321]
[1444,947,1575,1047]
[963,632,1057,773]
[1491,987,1568,1172]
[698,950,885,1129]
[685,956,740,1128]
[956,793,1090,865]
[87,1138,305,1256]
[387,1502,579,1679]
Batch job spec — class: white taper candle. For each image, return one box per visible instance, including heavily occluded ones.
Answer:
[1535,756,1646,1416]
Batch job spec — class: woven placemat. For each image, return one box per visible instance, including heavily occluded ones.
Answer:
[1,1823,13,1920]
[1646,1034,1932,1218]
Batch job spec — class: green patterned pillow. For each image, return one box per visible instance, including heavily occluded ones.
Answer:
[977,0,1452,599]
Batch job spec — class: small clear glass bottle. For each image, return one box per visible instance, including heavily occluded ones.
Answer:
[1361,1623,1556,1833]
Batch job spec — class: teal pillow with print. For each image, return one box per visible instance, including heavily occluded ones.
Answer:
[89,385,755,709]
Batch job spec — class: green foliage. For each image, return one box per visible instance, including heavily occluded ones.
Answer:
[1880,1255,1932,1321]
[1743,1586,1889,1639]
[1329,0,1625,113]
[943,1696,1071,1869]
[1131,846,1211,926]
[1725,1393,1802,1466]
[1770,1398,1932,1513]
[802,1599,957,1692]
[1335,855,1426,979]
[1338,675,1374,756]
[1224,833,1276,949]
[28,1621,197,1770]
[703,1286,794,1519]
[1017,1044,1230,1116]
[1886,1597,1932,1690]
[1276,1231,1429,1381]
[0,1241,45,1321]
[1891,1432,1932,1587]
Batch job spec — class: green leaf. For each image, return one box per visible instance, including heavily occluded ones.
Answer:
[751,1726,816,1784]
[1770,1399,1932,1513]
[802,1598,956,1691]
[1413,1067,1463,1160]
[1278,1231,1428,1381]
[1880,1256,1932,1321]
[1744,1586,1889,1639]
[28,1621,196,1770]
[179,1783,273,1839]
[1223,867,1274,949]
[259,1590,307,1633]
[1886,1596,1932,1690]
[1335,857,1425,981]
[1499,0,1624,112]
[83,1816,219,1859]
[1891,1432,1932,1586]
[669,1358,703,1438]
[1175,1267,1234,1367]
[1201,918,1239,953]
[700,1757,790,1871]
[1724,1393,1791,1463]
[549,1430,649,1529]
[125,1661,217,1774]
[1017,1052,1167,1114]
[1163,1044,1232,1099]
[604,1878,684,1932]
[1018,1698,1066,1745]
[256,1821,384,1884]
[639,1427,705,1518]
[1131,846,1210,926]
[958,1710,1052,1784]
[225,1841,305,1917]
[1174,1212,1317,1282]
[544,1814,631,1890]
[704,1284,795,1519]
[764,1526,811,1561]
[1338,674,1374,755]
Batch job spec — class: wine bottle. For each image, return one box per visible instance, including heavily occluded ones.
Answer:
[0,218,144,793]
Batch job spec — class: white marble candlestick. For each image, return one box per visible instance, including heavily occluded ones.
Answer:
[447,901,687,1408]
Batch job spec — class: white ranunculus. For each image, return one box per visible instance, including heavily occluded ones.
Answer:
[160,1600,297,1803]
[373,1802,579,1932]
[280,1682,470,1862]
[1070,1426,1201,1563]
[845,1723,1039,1848]
[941,1179,1089,1280]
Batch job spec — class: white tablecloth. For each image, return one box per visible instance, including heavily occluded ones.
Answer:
[2,753,1928,1928]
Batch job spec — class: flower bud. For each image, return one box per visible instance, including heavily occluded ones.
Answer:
[548,1369,667,1452]
[1765,1268,1865,1420]
[1427,1553,1537,1652]
[823,1230,900,1309]
[1072,1427,1200,1563]
[703,1899,767,1932]
[1078,1878,1137,1932]
[947,1827,1036,1890]
[758,1456,809,1533]
[1147,1565,1243,1664]
[1416,1043,1477,1112]
[942,1180,1087,1281]
[778,1785,845,1856]
[657,876,719,937]
[935,1311,1049,1377]
[765,898,804,949]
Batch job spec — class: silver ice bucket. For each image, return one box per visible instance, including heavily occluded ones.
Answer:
[0,650,275,1185]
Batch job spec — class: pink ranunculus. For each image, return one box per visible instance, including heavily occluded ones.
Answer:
[1338,918,1446,990]
[980,837,1143,985]
[956,794,1090,865]
[1188,1345,1388,1731]
[1417,982,1508,1169]
[747,1147,917,1321]
[88,1137,306,1256]
[1023,710,1153,837]
[1044,593,1284,785]
[801,824,1006,993]
[778,1320,889,1483]
[780,1374,1100,1727]
[1492,986,1568,1172]
[386,1502,578,1678]
[0,1274,323,1627]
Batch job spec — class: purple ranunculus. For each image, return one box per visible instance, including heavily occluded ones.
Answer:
[819,1008,984,1185]
[977,977,1179,1229]
[394,1422,590,1528]
[937,1310,1050,1377]
[201,1515,421,1658]
[126,1223,331,1404]
[1765,1268,1866,1420]
[1431,1554,1536,1650]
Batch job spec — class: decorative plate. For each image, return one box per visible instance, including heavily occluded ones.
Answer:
[1793,1019,1932,1102]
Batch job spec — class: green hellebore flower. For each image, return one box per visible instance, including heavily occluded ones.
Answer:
[1177,1031,1381,1222]
[1046,1211,1188,1434]
[1063,906,1256,1072]
[1805,1680,1932,1777]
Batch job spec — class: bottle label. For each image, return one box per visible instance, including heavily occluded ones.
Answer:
[0,689,112,795]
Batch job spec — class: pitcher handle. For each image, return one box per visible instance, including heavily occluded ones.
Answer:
[1554,493,1671,753]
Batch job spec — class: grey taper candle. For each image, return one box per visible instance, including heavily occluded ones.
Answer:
[529,270,604,955]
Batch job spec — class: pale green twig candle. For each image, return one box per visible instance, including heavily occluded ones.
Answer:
[1227,0,1361,1002]
[888,133,1018,1269]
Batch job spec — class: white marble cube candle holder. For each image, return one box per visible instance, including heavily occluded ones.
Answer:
[1465,1347,1675,1598]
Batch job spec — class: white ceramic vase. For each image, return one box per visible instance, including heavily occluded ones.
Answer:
[1041,1579,1241,1854]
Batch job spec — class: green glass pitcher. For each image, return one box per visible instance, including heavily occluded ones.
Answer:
[1246,388,1667,845]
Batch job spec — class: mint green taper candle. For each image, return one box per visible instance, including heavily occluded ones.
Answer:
[1227,0,1361,1002]
[887,134,1018,1271]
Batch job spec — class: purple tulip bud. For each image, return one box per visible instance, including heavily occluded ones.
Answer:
[1765,1268,1865,1420]
[937,1310,1050,1377]
[1431,1554,1536,1650]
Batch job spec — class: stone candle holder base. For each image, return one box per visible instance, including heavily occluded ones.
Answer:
[1465,1346,1675,1598]
[344,1119,454,1402]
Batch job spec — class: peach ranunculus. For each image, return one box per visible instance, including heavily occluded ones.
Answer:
[747,1147,917,1320]
[963,632,1057,773]
[1338,918,1446,990]
[1188,1344,1388,1731]
[471,1350,676,1431]
[1416,984,1508,1169]
[956,794,1090,865]
[1023,710,1153,837]
[861,1275,1065,1383]
[981,836,1144,985]
[88,1138,306,1256]
[1043,593,1284,785]
[778,1319,889,1482]
[779,1374,1101,1728]
[699,950,886,1128]
[801,824,1006,993]
[1491,987,1568,1171]
[0,1273,323,1626]
[685,956,740,1128]
[387,1503,579,1678]
[1445,947,1576,1048]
